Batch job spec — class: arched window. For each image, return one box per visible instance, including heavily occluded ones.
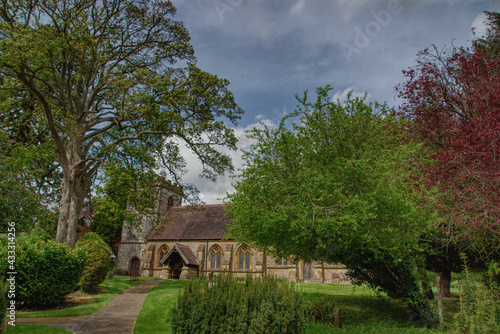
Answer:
[157,244,169,268]
[209,245,223,270]
[276,257,288,266]
[237,247,251,270]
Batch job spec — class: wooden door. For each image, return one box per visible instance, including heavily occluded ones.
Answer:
[130,257,141,277]
[304,261,311,281]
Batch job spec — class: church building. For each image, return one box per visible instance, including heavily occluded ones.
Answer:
[115,184,349,283]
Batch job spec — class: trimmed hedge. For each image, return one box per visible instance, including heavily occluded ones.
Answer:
[172,275,307,334]
[75,232,110,293]
[0,231,87,307]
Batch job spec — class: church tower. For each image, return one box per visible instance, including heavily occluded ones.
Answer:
[115,180,182,275]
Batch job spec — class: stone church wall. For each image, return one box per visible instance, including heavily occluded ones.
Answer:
[140,240,349,284]
[116,183,182,274]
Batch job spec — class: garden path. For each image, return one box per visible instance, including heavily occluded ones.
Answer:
[17,278,164,333]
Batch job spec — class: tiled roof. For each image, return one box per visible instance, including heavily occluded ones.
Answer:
[147,204,230,241]
[176,243,199,266]
[160,243,199,266]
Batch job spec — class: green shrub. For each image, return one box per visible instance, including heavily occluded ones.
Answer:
[75,232,110,293]
[0,231,87,307]
[172,275,307,334]
[455,260,500,334]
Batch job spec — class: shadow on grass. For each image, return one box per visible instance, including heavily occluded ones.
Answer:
[304,291,413,327]
[300,283,459,333]
[17,276,144,318]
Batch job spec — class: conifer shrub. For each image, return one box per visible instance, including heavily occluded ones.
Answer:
[75,232,110,293]
[0,230,87,307]
[172,275,307,333]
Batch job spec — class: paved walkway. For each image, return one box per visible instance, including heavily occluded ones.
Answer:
[17,279,163,333]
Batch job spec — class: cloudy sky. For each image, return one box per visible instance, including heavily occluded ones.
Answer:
[170,0,500,204]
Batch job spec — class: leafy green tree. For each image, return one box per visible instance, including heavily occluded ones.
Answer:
[227,87,437,326]
[0,88,60,234]
[0,0,243,247]
[474,11,500,57]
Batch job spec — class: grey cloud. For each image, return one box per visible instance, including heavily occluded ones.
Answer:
[170,0,498,203]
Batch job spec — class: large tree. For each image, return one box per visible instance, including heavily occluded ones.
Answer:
[396,11,500,256]
[227,88,437,326]
[0,0,243,247]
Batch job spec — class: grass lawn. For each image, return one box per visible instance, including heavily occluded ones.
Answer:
[17,275,145,318]
[134,280,186,334]
[134,281,460,334]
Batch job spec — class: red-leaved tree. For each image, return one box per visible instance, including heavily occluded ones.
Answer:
[397,11,500,256]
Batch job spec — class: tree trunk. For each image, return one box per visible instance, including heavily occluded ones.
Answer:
[417,265,434,300]
[55,175,70,245]
[438,269,456,298]
[55,143,88,248]
[436,274,445,331]
[55,170,87,248]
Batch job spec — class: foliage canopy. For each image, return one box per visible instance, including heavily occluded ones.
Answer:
[397,11,500,255]
[227,87,437,326]
[0,0,243,246]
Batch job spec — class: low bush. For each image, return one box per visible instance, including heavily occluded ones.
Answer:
[172,275,307,334]
[75,232,109,293]
[0,230,87,307]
